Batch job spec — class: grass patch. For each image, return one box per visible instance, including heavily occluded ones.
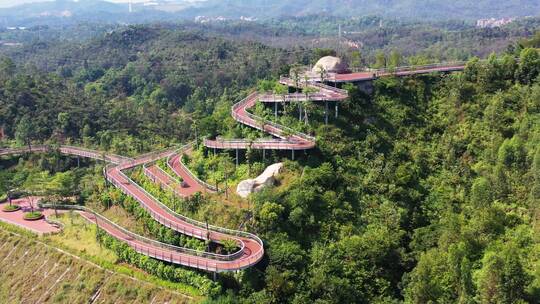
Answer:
[0,228,194,303]
[22,211,43,220]
[42,212,204,298]
[45,212,118,263]
[2,204,21,212]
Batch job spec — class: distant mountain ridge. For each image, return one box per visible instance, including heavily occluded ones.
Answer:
[0,0,538,24]
[194,0,540,20]
[0,0,125,17]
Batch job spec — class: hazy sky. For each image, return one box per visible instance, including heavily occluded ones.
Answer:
[0,0,152,8]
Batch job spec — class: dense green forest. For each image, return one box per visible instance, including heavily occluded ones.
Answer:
[2,17,539,73]
[1,22,540,303]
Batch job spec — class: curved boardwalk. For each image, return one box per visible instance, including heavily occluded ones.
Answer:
[0,145,263,272]
[203,62,466,152]
[0,62,466,272]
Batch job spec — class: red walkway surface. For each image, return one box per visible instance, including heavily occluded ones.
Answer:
[205,63,465,151]
[0,198,61,235]
[0,146,264,272]
[168,152,205,194]
[334,65,466,82]
[204,92,317,151]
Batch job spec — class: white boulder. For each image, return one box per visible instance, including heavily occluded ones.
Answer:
[236,163,283,198]
[312,56,349,74]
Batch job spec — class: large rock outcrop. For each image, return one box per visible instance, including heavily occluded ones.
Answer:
[312,56,348,74]
[236,163,283,198]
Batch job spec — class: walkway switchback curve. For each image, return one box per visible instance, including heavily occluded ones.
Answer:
[204,82,347,151]
[204,61,466,152]
[0,145,264,272]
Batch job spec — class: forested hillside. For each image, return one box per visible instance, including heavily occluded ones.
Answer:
[1,23,539,303]
[0,26,303,156]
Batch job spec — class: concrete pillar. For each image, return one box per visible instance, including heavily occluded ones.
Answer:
[77,156,80,168]
[325,101,328,125]
[263,149,266,162]
[335,102,338,118]
[292,149,295,160]
[236,148,239,167]
[274,102,278,118]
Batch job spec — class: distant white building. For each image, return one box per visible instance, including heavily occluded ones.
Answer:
[476,18,515,28]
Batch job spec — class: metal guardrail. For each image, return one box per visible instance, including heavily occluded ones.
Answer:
[279,76,349,96]
[310,82,349,95]
[231,92,316,142]
[105,163,264,264]
[0,145,131,164]
[143,162,187,198]
[258,92,346,103]
[37,203,245,262]
[353,61,468,75]
[167,144,219,193]
[204,138,315,150]
[3,143,265,271]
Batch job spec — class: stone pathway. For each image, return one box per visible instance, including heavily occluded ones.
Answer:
[0,197,61,235]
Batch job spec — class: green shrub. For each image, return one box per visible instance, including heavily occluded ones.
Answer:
[97,229,221,296]
[23,211,43,220]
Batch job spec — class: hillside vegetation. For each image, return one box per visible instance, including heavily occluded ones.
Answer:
[0,228,193,303]
[1,24,540,303]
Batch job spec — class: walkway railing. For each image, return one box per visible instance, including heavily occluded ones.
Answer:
[38,203,246,262]
[0,145,131,164]
[143,161,187,198]
[353,61,468,75]
[106,162,264,262]
[2,145,264,270]
[232,93,316,142]
[167,144,219,193]
[204,137,314,150]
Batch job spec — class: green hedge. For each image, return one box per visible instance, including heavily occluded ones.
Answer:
[107,188,207,251]
[157,159,183,183]
[97,229,221,296]
[130,169,203,218]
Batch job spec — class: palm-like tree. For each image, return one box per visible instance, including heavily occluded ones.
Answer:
[317,65,328,83]
[290,64,302,92]
[218,154,235,200]
[302,86,319,125]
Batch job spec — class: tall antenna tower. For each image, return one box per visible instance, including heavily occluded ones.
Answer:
[338,24,342,56]
[128,0,133,13]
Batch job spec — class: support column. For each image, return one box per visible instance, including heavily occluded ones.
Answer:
[236,148,239,167]
[325,101,328,125]
[292,149,295,160]
[335,102,338,119]
[274,102,278,118]
[77,156,80,168]
[263,149,266,162]
[299,103,302,121]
